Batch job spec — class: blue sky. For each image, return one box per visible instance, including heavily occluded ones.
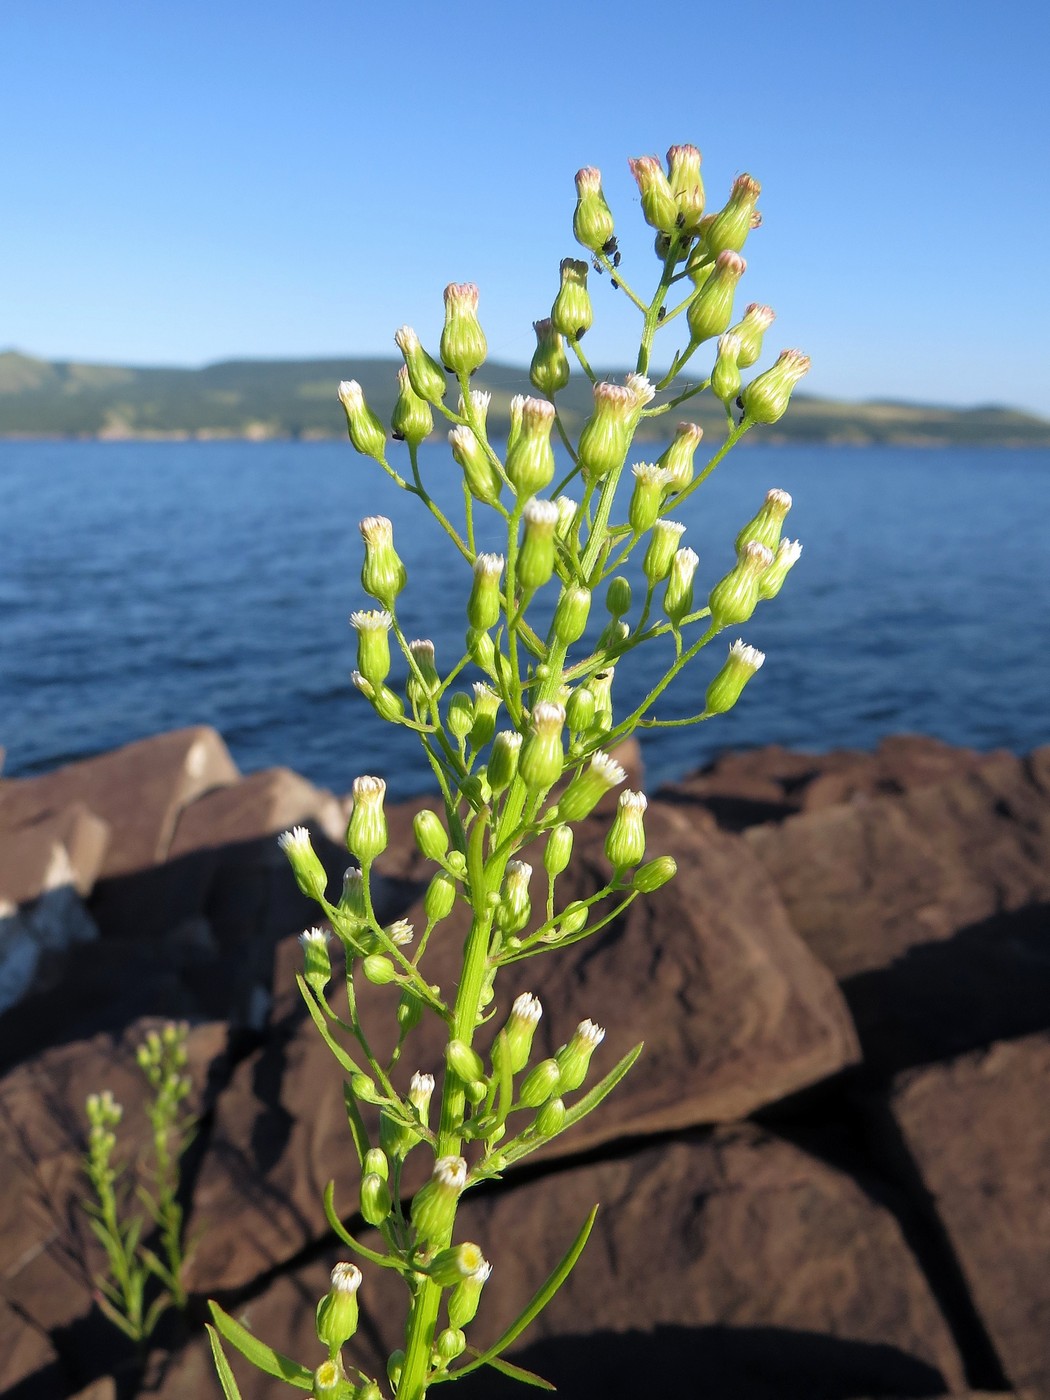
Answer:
[4,0,1049,413]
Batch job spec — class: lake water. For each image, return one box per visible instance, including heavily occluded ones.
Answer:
[1,440,1047,799]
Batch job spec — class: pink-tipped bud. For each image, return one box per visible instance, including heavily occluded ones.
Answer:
[573,166,615,253]
[338,379,386,461]
[629,154,678,234]
[505,397,556,498]
[551,257,594,341]
[741,349,811,424]
[705,173,762,256]
[687,250,747,346]
[530,318,570,396]
[656,421,704,492]
[712,331,744,405]
[440,282,487,377]
[730,303,776,370]
[577,381,635,481]
[395,325,447,404]
[666,143,705,231]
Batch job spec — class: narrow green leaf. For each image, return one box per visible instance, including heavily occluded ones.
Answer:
[207,1301,314,1389]
[323,1181,410,1273]
[561,1041,643,1132]
[297,974,362,1077]
[483,1353,556,1389]
[94,1292,144,1342]
[206,1323,245,1400]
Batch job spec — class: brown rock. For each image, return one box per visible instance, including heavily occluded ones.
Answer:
[0,801,111,906]
[0,728,240,879]
[892,1033,1050,1396]
[0,1297,67,1399]
[168,767,345,856]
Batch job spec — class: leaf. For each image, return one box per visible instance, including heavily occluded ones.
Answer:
[207,1323,245,1400]
[207,1301,314,1389]
[482,1353,556,1389]
[443,1206,597,1382]
[323,1182,410,1272]
[561,1042,643,1132]
[297,974,362,1077]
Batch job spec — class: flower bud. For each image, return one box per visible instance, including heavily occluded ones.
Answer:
[734,488,792,555]
[556,750,626,822]
[544,824,573,881]
[577,381,635,481]
[505,397,556,498]
[350,609,392,688]
[440,282,487,377]
[487,729,522,793]
[364,1147,389,1180]
[347,775,388,864]
[363,954,397,985]
[565,685,596,734]
[708,540,774,629]
[352,671,404,723]
[519,1057,561,1108]
[602,576,630,620]
[424,870,457,924]
[628,463,673,535]
[449,425,503,507]
[687,250,746,346]
[656,422,704,492]
[299,927,332,993]
[705,638,766,715]
[551,257,593,341]
[448,1259,492,1329]
[414,809,448,862]
[446,1038,485,1084]
[757,537,803,600]
[740,349,811,424]
[730,303,776,369]
[555,1019,605,1091]
[554,494,579,540]
[395,325,447,404]
[406,638,440,710]
[410,1155,468,1244]
[628,154,678,234]
[435,1327,467,1364]
[339,865,367,922]
[642,518,687,585]
[552,584,591,646]
[534,1095,566,1137]
[503,991,543,1072]
[624,372,656,418]
[359,515,406,609]
[667,143,705,232]
[519,701,566,791]
[315,1262,362,1354]
[408,1070,436,1124]
[392,366,433,446]
[360,1171,392,1226]
[711,331,743,405]
[663,546,699,625]
[466,626,496,673]
[447,691,474,740]
[605,790,647,871]
[705,173,761,256]
[338,380,386,461]
[518,498,559,590]
[459,387,491,432]
[468,682,500,748]
[590,667,615,729]
[530,318,570,396]
[427,1242,487,1288]
[573,166,615,253]
[467,553,505,632]
[278,826,328,902]
[497,859,532,935]
[633,854,678,892]
[507,394,525,454]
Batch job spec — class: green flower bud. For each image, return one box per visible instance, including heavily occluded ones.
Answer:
[556,749,626,822]
[554,494,579,540]
[519,701,566,792]
[387,1352,405,1390]
[435,1327,467,1365]
[758,537,803,600]
[656,421,704,492]
[663,546,699,625]
[360,1171,392,1227]
[424,870,457,924]
[605,575,632,618]
[497,858,532,935]
[339,865,367,923]
[352,671,405,723]
[395,324,447,405]
[447,1038,485,1083]
[440,282,487,377]
[347,775,388,864]
[466,553,504,634]
[414,809,448,862]
[565,685,596,734]
[363,954,397,985]
[530,317,571,397]
[518,498,559,590]
[555,1018,606,1091]
[350,609,392,688]
[410,1155,468,1245]
[667,143,705,232]
[466,627,496,675]
[397,987,424,1034]
[643,518,687,586]
[551,257,593,340]
[338,380,386,461]
[448,1259,492,1329]
[711,331,744,405]
[628,154,678,234]
[741,349,812,425]
[633,854,678,892]
[459,387,492,433]
[573,165,615,253]
[447,691,475,741]
[577,381,635,481]
[299,927,332,993]
[506,394,525,454]
[519,1057,561,1108]
[628,463,673,536]
[534,1095,567,1138]
[503,991,543,1072]
[449,424,503,507]
[544,824,573,880]
[409,1070,436,1124]
[705,173,761,256]
[391,365,433,447]
[708,540,774,629]
[705,638,766,715]
[312,1360,342,1399]
[505,397,556,498]
[730,302,776,369]
[487,730,522,794]
[364,1147,389,1180]
[359,514,406,609]
[687,249,747,346]
[278,826,328,902]
[427,1242,487,1288]
[467,682,499,749]
[590,667,615,729]
[407,638,441,707]
[734,488,793,555]
[605,789,647,872]
[315,1262,362,1355]
[552,584,591,646]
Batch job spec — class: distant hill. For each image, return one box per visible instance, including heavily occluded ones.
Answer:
[2,350,1049,447]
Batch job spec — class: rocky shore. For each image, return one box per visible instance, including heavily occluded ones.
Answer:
[1,727,1048,1399]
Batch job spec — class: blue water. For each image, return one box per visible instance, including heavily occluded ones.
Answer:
[1,440,1047,800]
